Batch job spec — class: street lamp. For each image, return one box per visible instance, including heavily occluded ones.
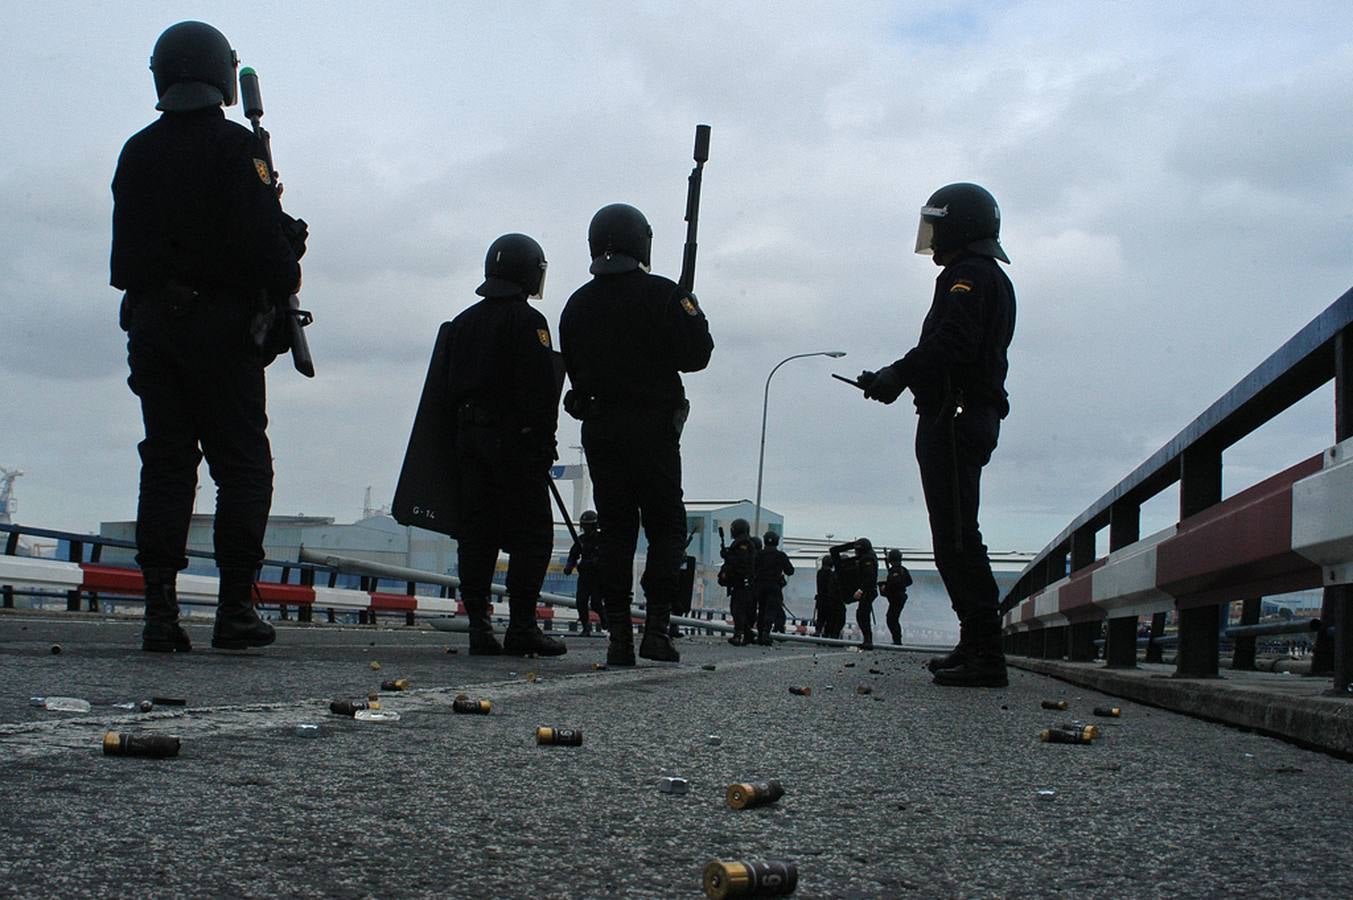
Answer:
[753,350,847,539]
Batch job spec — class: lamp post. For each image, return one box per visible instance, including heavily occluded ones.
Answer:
[753,350,847,539]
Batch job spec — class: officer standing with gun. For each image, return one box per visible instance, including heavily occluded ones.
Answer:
[854,183,1016,687]
[850,538,880,650]
[752,531,794,645]
[446,234,566,658]
[112,21,302,653]
[559,126,714,666]
[881,548,913,645]
[563,510,603,636]
[718,519,758,646]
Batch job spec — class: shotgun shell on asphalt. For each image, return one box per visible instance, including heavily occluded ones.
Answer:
[102,731,181,759]
[702,859,798,898]
[1039,724,1098,744]
[1041,699,1069,710]
[726,779,785,810]
[536,726,583,746]
[788,686,812,696]
[330,698,379,716]
[453,698,492,715]
[1093,706,1122,717]
[381,678,411,692]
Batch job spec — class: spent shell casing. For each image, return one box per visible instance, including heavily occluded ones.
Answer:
[536,726,583,746]
[452,698,492,715]
[1041,699,1069,710]
[102,731,180,759]
[1093,705,1122,717]
[381,678,410,692]
[150,696,186,706]
[329,698,379,717]
[788,686,812,696]
[725,779,785,810]
[702,859,798,899]
[659,776,690,795]
[1039,725,1097,744]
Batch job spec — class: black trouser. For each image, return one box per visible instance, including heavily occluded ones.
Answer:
[823,598,846,639]
[729,586,755,637]
[855,597,874,642]
[755,585,783,638]
[576,568,601,628]
[886,594,907,643]
[455,424,552,612]
[126,292,272,572]
[581,408,686,620]
[914,405,1002,650]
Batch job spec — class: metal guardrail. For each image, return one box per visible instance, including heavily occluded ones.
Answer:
[1000,288,1353,692]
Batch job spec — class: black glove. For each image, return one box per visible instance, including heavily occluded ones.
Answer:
[859,366,905,404]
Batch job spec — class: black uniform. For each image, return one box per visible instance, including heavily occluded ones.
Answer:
[881,562,913,645]
[851,549,880,648]
[560,269,713,640]
[720,537,758,644]
[564,526,603,632]
[446,295,560,614]
[112,106,300,574]
[888,253,1015,657]
[753,546,794,643]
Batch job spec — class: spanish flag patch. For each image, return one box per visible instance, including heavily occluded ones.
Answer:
[537,329,551,348]
[680,295,701,317]
[949,280,973,294]
[253,159,272,186]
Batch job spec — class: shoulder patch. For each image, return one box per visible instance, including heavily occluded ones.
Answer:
[948,279,974,294]
[537,329,552,348]
[680,295,701,317]
[253,159,272,186]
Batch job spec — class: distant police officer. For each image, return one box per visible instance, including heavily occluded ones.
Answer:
[812,555,832,637]
[449,233,565,658]
[719,518,758,646]
[560,204,714,665]
[881,549,913,645]
[564,509,603,636]
[112,22,302,653]
[850,538,880,650]
[753,531,794,645]
[858,183,1016,687]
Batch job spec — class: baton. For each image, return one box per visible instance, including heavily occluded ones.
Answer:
[832,373,865,390]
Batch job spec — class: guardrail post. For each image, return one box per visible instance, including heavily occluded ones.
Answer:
[1044,625,1068,660]
[1316,325,1352,694]
[65,539,83,612]
[1068,527,1099,661]
[1105,500,1141,667]
[1175,444,1223,678]
[405,580,416,626]
[299,568,314,623]
[1230,597,1261,670]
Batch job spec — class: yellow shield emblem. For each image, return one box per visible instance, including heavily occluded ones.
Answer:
[537,329,551,348]
[253,159,272,186]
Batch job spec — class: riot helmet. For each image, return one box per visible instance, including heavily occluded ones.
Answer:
[763,531,780,547]
[820,555,832,568]
[855,537,874,554]
[588,203,652,274]
[477,233,547,299]
[729,518,750,539]
[887,549,903,565]
[914,182,1009,264]
[150,21,239,112]
[580,509,598,531]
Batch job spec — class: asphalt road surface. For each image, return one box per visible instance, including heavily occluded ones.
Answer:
[2,613,1350,898]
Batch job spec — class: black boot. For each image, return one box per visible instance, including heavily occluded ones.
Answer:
[927,645,967,673]
[464,596,502,656]
[932,646,1008,687]
[141,567,191,653]
[859,627,874,651]
[504,597,566,657]
[211,568,276,650]
[605,596,635,666]
[639,599,679,662]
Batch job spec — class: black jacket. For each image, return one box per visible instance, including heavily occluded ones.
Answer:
[754,547,794,589]
[111,107,299,297]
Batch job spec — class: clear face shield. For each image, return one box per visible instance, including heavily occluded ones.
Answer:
[530,258,548,299]
[914,204,947,255]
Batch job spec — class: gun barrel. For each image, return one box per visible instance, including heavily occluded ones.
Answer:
[286,294,315,377]
[693,123,711,163]
[239,67,264,121]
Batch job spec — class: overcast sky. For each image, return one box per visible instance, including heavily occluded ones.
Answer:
[2,1,1350,556]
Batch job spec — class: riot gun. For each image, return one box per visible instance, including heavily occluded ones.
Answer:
[239,66,315,377]
[678,124,711,293]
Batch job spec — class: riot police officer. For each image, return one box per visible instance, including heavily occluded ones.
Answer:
[112,21,301,653]
[753,531,794,645]
[564,509,603,635]
[719,518,758,646]
[560,204,714,665]
[449,233,565,658]
[881,548,913,645]
[850,538,880,650]
[857,183,1016,687]
[812,555,832,637]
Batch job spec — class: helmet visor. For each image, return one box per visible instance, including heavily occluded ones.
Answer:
[531,260,547,299]
[914,204,947,255]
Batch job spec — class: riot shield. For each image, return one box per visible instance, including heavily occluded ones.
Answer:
[392,322,458,537]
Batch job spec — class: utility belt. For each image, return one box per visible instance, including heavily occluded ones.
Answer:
[120,281,247,331]
[456,400,503,428]
[564,390,690,436]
